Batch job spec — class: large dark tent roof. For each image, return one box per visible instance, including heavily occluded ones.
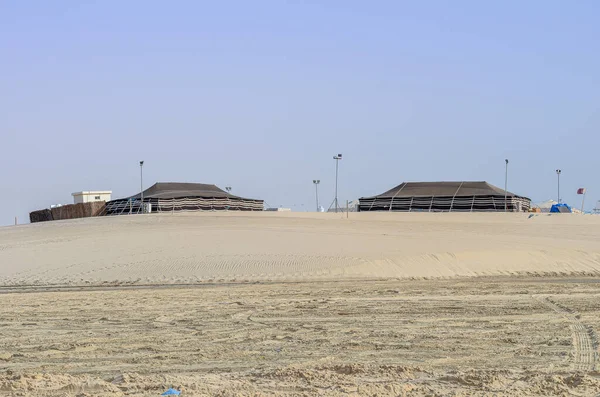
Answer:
[104,182,263,215]
[126,182,257,201]
[358,181,531,212]
[368,181,528,199]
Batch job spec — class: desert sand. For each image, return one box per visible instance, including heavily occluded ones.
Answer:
[1,212,600,396]
[1,212,600,286]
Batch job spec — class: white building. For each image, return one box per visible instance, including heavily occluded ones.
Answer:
[72,191,112,204]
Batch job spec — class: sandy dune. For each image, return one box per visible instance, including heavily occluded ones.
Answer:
[1,212,599,286]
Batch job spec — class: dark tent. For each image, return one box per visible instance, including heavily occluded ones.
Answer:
[358,181,531,212]
[550,203,572,213]
[104,182,263,215]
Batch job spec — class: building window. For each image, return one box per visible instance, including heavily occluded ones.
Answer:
[95,196,101,200]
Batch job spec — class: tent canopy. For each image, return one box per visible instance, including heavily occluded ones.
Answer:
[362,181,528,200]
[103,182,263,215]
[358,181,531,212]
[550,203,572,213]
[124,182,259,201]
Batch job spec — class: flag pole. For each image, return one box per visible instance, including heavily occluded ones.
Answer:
[581,191,586,213]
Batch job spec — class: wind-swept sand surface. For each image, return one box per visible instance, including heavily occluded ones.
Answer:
[1,212,599,285]
[1,213,600,396]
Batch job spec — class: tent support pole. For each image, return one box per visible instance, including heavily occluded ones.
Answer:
[389,183,407,212]
[449,182,464,212]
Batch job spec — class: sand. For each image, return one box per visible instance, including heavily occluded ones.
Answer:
[1,212,600,396]
[1,212,599,286]
[1,279,600,396]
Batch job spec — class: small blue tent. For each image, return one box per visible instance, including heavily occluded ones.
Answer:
[550,203,572,213]
[162,389,181,396]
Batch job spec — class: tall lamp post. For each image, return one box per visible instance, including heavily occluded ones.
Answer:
[139,161,144,213]
[556,169,562,203]
[504,159,509,212]
[313,180,320,211]
[329,154,342,213]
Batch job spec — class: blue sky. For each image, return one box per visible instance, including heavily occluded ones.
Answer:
[1,1,599,225]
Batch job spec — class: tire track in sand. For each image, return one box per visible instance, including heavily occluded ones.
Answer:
[535,296,598,371]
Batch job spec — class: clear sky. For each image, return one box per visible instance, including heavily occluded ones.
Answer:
[1,1,599,225]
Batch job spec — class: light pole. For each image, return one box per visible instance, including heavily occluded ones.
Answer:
[329,154,342,213]
[313,180,320,211]
[504,159,509,212]
[139,161,144,213]
[556,169,561,203]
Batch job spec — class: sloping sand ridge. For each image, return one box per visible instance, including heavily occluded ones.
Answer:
[0,212,599,286]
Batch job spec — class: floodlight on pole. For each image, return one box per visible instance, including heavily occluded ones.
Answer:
[329,154,343,213]
[139,161,144,213]
[504,159,509,212]
[556,169,562,203]
[313,180,320,212]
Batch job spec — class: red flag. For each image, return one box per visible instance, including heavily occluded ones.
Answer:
[577,188,586,195]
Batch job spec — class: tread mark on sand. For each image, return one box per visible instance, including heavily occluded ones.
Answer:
[536,296,598,371]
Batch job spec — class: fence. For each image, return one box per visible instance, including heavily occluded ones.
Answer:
[29,202,106,223]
